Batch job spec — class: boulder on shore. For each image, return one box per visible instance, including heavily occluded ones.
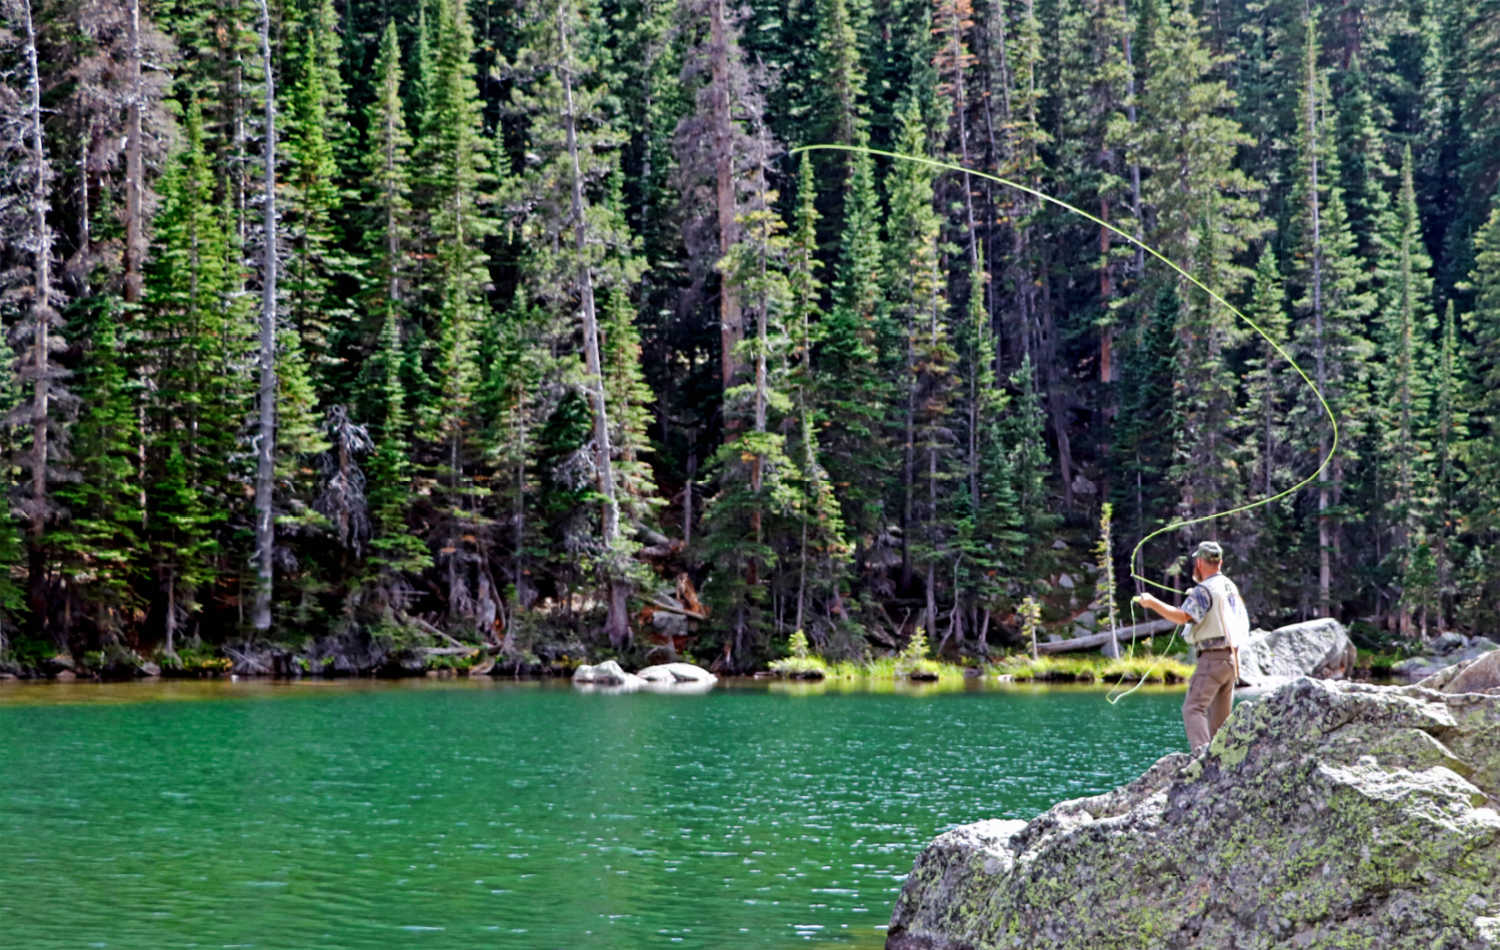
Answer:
[887,678,1500,950]
[1235,617,1356,690]
[1418,648,1500,694]
[1392,633,1500,683]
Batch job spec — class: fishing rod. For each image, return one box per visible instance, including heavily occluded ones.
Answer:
[788,143,1339,699]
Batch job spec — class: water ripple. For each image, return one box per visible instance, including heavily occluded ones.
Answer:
[0,680,1184,948]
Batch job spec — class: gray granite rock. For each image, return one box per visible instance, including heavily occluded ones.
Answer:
[1418,649,1500,694]
[636,662,716,684]
[1236,617,1356,690]
[887,678,1500,950]
[571,659,645,690]
[1393,635,1500,683]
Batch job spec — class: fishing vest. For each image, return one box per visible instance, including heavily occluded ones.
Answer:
[1187,573,1249,649]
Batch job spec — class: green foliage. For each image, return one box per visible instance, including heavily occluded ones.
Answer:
[768,629,828,677]
[9,0,1500,659]
[894,628,942,679]
[992,652,1194,684]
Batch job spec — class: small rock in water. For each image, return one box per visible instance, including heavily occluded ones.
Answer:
[571,660,645,692]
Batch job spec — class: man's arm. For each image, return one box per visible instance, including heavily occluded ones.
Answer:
[1134,592,1193,626]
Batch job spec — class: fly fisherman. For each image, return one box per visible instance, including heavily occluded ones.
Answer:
[1134,541,1250,752]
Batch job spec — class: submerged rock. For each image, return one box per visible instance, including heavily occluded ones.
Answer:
[1236,617,1356,690]
[887,678,1500,950]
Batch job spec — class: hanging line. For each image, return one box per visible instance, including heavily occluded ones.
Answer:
[788,143,1339,700]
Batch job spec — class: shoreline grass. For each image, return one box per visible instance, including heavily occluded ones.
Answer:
[767,629,1192,685]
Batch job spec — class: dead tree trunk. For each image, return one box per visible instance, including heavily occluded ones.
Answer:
[559,9,629,648]
[18,0,57,636]
[122,0,144,304]
[711,0,741,398]
[251,0,278,636]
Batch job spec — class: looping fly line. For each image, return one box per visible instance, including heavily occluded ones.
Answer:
[788,143,1339,700]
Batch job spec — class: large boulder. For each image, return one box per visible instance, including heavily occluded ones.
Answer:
[637,662,716,685]
[637,662,716,694]
[1392,634,1500,683]
[887,678,1500,950]
[1236,617,1356,689]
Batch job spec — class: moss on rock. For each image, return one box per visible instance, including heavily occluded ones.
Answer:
[887,679,1500,949]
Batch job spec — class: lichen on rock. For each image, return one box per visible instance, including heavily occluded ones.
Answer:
[887,679,1500,949]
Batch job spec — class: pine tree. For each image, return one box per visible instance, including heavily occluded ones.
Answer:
[699,140,801,665]
[1380,148,1438,633]
[279,0,354,398]
[1433,300,1468,623]
[141,101,248,651]
[1460,194,1500,632]
[1137,0,1264,526]
[953,250,1021,650]
[55,301,143,645]
[507,0,656,646]
[357,20,416,424]
[417,0,498,632]
[1285,34,1376,617]
[883,97,957,640]
[1006,355,1058,591]
[816,143,891,593]
[1089,501,1119,654]
[784,154,852,648]
[1110,285,1177,592]
[1237,244,1297,613]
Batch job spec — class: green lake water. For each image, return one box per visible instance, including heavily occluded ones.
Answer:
[0,678,1186,949]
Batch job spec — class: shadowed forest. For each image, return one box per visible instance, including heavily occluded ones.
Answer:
[0,0,1498,670]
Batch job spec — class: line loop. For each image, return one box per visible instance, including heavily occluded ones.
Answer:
[789,143,1339,701]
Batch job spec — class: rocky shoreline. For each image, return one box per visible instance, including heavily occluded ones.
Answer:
[0,631,594,683]
[887,670,1500,949]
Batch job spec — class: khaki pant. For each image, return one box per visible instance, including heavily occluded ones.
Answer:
[1183,649,1237,752]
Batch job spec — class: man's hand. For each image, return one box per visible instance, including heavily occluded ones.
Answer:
[1134,592,1192,626]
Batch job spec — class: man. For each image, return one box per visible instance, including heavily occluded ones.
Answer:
[1134,541,1249,752]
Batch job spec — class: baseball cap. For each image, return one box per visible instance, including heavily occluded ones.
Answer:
[1192,540,1223,561]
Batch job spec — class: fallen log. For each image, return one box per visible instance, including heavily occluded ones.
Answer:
[647,598,708,620]
[1035,619,1175,655]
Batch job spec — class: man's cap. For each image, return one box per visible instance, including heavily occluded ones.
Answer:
[1192,540,1224,562]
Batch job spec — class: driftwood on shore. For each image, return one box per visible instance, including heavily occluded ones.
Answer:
[1034,619,1174,655]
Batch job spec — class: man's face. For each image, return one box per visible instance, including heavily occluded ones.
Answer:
[1192,557,1207,582]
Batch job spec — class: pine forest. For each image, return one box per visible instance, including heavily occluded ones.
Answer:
[0,0,1498,673]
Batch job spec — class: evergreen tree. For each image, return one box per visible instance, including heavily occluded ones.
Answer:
[816,143,892,593]
[416,0,498,631]
[1285,48,1375,616]
[1460,194,1500,632]
[1433,300,1468,623]
[1238,244,1298,614]
[882,95,953,630]
[698,140,801,665]
[55,302,143,646]
[279,0,354,398]
[953,250,1021,649]
[357,20,417,424]
[141,101,248,651]
[1110,285,1177,594]
[1379,148,1438,633]
[784,154,852,648]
